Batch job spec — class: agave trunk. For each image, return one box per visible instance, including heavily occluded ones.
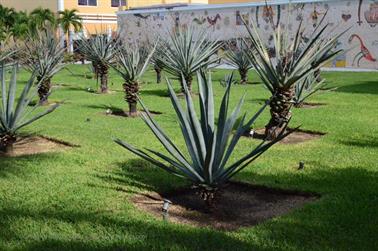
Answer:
[123,81,139,117]
[265,87,294,140]
[180,75,193,93]
[154,65,162,84]
[239,69,248,85]
[0,134,16,154]
[98,64,109,94]
[37,76,51,105]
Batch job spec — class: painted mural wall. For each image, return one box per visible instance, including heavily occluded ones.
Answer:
[118,0,378,70]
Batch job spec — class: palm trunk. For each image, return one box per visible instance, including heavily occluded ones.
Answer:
[123,81,139,117]
[98,64,109,94]
[37,76,51,105]
[265,87,294,140]
[0,134,16,155]
[154,65,162,84]
[239,68,248,85]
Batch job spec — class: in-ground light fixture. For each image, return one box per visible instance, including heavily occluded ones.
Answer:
[162,199,172,221]
[298,161,305,170]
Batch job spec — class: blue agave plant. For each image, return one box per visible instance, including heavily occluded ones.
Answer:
[115,71,290,205]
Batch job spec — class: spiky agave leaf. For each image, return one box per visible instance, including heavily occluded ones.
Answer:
[79,34,118,67]
[243,14,347,93]
[115,71,292,189]
[0,63,59,137]
[224,39,252,83]
[112,43,156,83]
[157,27,221,89]
[21,30,65,80]
[293,71,326,106]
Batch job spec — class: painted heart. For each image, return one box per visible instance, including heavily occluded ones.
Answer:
[342,14,352,22]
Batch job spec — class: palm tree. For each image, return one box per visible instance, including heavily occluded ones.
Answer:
[58,9,83,52]
[244,17,346,139]
[112,43,155,117]
[10,11,30,41]
[158,27,221,92]
[30,7,56,32]
[224,40,252,85]
[79,35,118,93]
[0,5,16,45]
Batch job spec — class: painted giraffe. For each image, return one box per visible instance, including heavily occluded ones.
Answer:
[349,34,377,66]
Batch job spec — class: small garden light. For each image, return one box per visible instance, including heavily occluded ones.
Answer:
[162,199,172,213]
[298,161,305,170]
[162,199,172,221]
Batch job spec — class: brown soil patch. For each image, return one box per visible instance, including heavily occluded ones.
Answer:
[295,102,326,109]
[103,110,162,118]
[132,182,317,231]
[246,128,325,144]
[0,136,77,157]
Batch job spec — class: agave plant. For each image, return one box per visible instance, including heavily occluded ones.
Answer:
[115,71,290,206]
[158,27,221,92]
[0,63,59,154]
[224,40,252,84]
[151,51,165,84]
[293,71,325,107]
[22,30,65,105]
[244,15,346,139]
[79,35,118,93]
[112,43,155,117]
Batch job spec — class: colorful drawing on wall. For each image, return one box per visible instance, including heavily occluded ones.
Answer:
[134,14,150,19]
[207,14,221,28]
[256,6,260,27]
[364,2,378,27]
[262,6,274,24]
[193,17,206,25]
[276,5,281,28]
[342,12,352,22]
[153,13,164,21]
[236,11,249,25]
[349,34,377,66]
[358,0,364,25]
[311,5,326,27]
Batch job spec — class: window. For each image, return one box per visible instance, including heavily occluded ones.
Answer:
[78,0,97,6]
[111,0,126,7]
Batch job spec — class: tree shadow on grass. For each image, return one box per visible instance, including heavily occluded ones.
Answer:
[335,81,378,95]
[99,158,378,250]
[140,89,170,98]
[339,136,378,148]
[0,204,255,251]
[238,165,378,250]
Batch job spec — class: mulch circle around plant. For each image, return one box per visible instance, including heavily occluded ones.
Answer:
[0,136,78,157]
[102,110,163,118]
[132,181,318,231]
[246,128,326,144]
[295,102,327,109]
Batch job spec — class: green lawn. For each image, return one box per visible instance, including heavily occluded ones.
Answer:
[0,65,377,251]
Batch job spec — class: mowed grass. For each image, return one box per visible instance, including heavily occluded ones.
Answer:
[0,64,377,251]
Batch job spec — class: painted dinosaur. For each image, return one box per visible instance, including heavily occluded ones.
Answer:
[349,34,377,66]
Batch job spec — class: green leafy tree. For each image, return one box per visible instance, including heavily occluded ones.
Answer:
[58,9,83,52]
[30,7,56,32]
